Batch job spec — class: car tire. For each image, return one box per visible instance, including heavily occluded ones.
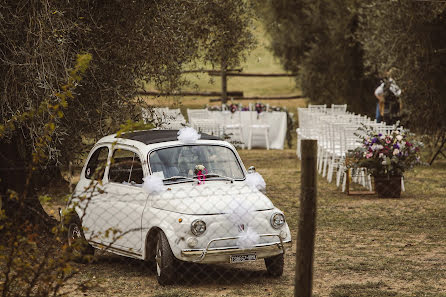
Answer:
[264,253,284,277]
[155,231,177,285]
[67,218,95,263]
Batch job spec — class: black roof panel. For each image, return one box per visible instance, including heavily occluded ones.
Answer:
[119,130,221,145]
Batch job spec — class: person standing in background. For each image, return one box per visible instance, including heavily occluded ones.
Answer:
[374,68,402,124]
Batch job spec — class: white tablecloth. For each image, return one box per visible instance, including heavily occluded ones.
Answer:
[208,111,287,150]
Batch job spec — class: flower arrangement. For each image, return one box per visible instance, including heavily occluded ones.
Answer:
[229,103,238,113]
[194,164,207,184]
[347,125,423,178]
[255,103,266,114]
[194,164,206,176]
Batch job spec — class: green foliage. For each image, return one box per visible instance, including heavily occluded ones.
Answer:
[0,0,255,172]
[254,0,377,115]
[0,204,95,297]
[0,1,255,221]
[358,1,446,135]
[196,0,256,70]
[38,195,52,205]
[256,0,446,136]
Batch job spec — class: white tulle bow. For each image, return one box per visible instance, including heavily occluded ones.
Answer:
[142,175,166,194]
[177,127,201,144]
[245,172,266,191]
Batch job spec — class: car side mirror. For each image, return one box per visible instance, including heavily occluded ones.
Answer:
[248,166,256,173]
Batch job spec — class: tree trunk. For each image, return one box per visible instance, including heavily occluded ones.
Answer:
[0,137,59,231]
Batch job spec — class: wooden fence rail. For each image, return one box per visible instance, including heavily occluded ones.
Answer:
[138,91,244,97]
[209,94,303,102]
[144,67,298,104]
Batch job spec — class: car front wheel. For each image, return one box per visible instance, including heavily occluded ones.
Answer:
[67,220,95,263]
[264,253,284,277]
[155,231,177,285]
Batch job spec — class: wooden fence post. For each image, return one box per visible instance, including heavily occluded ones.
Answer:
[295,139,318,297]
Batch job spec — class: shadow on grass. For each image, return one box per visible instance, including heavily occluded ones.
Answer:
[90,253,273,286]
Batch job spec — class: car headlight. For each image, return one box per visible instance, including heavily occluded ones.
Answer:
[191,219,206,236]
[270,213,285,229]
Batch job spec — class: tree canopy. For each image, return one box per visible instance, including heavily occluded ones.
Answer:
[256,0,446,136]
[0,0,254,222]
[358,0,446,136]
[254,0,377,115]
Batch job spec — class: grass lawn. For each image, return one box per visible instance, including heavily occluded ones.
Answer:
[59,150,445,297]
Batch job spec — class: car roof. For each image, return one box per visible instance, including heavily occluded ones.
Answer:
[119,130,221,145]
[95,130,228,153]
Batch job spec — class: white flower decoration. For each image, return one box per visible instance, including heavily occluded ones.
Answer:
[177,127,201,144]
[142,175,166,194]
[237,227,260,249]
[245,172,266,191]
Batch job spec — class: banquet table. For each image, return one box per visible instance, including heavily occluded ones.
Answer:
[206,111,288,150]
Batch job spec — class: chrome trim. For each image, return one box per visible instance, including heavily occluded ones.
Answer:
[89,240,142,258]
[191,219,207,236]
[181,234,291,262]
[270,212,285,229]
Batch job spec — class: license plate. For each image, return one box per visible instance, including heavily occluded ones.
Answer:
[230,254,256,263]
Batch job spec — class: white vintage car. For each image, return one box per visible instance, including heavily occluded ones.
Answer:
[65,130,292,285]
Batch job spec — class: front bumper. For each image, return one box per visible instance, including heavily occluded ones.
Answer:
[180,234,292,263]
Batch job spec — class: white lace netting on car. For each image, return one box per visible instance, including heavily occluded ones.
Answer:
[226,197,260,248]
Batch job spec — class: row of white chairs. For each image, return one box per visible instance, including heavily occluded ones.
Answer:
[296,104,404,192]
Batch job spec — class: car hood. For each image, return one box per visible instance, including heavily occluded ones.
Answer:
[150,182,274,215]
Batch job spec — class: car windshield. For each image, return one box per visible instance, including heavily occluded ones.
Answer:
[149,145,245,181]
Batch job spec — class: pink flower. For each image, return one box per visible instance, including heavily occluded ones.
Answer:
[366,152,373,159]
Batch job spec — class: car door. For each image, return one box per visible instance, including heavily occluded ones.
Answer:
[99,146,148,255]
[74,145,110,243]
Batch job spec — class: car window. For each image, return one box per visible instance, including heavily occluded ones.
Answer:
[109,149,144,186]
[85,146,109,180]
[149,145,244,180]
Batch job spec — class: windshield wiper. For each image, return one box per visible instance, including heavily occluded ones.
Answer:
[203,173,234,183]
[163,176,195,183]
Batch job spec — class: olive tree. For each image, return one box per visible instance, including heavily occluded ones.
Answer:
[358,1,446,138]
[0,0,255,225]
[254,0,377,114]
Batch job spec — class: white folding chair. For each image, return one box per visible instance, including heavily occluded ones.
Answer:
[222,111,245,149]
[308,104,327,113]
[247,103,270,150]
[330,104,348,114]
[192,119,221,136]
